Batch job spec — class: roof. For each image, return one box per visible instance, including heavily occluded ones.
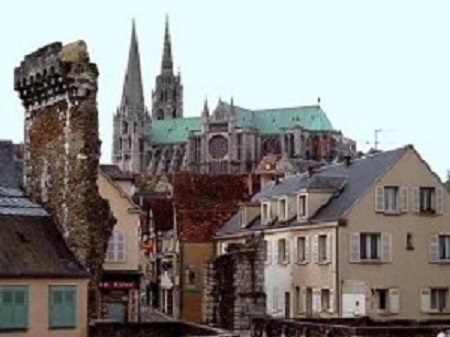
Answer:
[0,141,21,189]
[99,164,132,181]
[149,117,201,144]
[216,146,407,236]
[147,103,335,145]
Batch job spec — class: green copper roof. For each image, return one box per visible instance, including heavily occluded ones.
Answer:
[237,105,334,134]
[149,117,201,144]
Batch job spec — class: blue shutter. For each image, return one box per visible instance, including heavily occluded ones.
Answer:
[64,288,76,327]
[49,286,76,328]
[13,289,28,328]
[0,286,28,329]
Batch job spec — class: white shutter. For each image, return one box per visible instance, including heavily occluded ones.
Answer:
[375,186,384,212]
[350,232,360,263]
[286,238,291,263]
[412,187,420,212]
[381,233,392,263]
[389,288,400,314]
[300,287,307,314]
[293,237,298,263]
[400,187,409,212]
[326,233,332,263]
[429,234,439,262]
[329,288,335,314]
[272,288,278,313]
[420,288,431,313]
[274,240,279,264]
[312,288,321,314]
[312,235,319,263]
[436,188,444,215]
[305,236,311,263]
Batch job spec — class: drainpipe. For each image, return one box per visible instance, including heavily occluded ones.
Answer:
[336,222,340,317]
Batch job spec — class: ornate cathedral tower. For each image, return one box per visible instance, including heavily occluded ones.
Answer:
[152,17,183,120]
[112,20,149,173]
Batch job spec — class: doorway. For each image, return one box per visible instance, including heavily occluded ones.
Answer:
[285,292,291,318]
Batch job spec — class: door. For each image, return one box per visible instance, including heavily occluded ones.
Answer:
[306,287,313,317]
[285,292,291,318]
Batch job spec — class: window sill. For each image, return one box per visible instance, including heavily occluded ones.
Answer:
[317,260,331,265]
[0,327,28,332]
[380,210,403,216]
[427,311,450,315]
[418,211,439,217]
[358,259,384,264]
[429,260,450,264]
[49,326,76,330]
[296,261,309,265]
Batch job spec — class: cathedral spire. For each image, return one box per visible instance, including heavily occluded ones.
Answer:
[121,19,145,111]
[202,97,209,118]
[161,15,173,73]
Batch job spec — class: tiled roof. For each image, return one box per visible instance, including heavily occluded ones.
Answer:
[216,146,407,236]
[149,117,201,144]
[0,214,88,278]
[0,187,48,217]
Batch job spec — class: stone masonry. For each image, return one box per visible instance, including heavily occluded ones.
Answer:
[14,41,116,318]
[205,234,266,332]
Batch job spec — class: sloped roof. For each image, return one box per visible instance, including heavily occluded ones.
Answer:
[0,214,88,278]
[216,146,407,236]
[0,141,21,189]
[149,117,201,144]
[99,164,132,181]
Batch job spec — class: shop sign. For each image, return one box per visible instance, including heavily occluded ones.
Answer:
[100,281,136,289]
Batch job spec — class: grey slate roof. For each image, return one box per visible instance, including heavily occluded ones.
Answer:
[0,187,48,216]
[0,141,21,189]
[216,146,407,236]
[0,214,88,278]
[100,164,131,181]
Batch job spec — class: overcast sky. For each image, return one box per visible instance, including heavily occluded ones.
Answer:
[1,1,449,179]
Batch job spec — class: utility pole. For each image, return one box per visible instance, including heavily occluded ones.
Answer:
[374,129,382,150]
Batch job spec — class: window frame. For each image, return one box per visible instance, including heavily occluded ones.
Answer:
[318,235,327,263]
[384,186,399,212]
[278,238,287,264]
[184,265,197,292]
[0,285,29,330]
[297,194,307,219]
[105,230,126,262]
[373,288,389,312]
[297,236,307,264]
[261,201,272,224]
[439,235,450,261]
[278,197,288,221]
[48,285,77,329]
[430,288,448,313]
[419,187,436,214]
[360,233,381,261]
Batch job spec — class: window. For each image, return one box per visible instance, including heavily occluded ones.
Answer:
[49,286,76,329]
[431,288,448,312]
[237,133,243,160]
[278,239,288,263]
[297,237,307,263]
[122,121,128,134]
[185,265,197,291]
[106,231,125,262]
[321,289,330,311]
[420,187,436,213]
[261,202,272,224]
[264,240,269,262]
[0,286,28,329]
[373,289,388,311]
[406,232,414,250]
[318,235,327,262]
[439,235,450,260]
[298,195,307,218]
[384,187,398,212]
[278,198,288,220]
[239,208,247,228]
[360,233,381,260]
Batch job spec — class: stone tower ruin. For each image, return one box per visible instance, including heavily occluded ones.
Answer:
[14,41,116,319]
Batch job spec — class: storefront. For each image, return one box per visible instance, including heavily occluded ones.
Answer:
[100,271,141,322]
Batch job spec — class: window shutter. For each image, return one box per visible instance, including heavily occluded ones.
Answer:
[293,237,298,263]
[267,240,272,263]
[326,234,332,263]
[389,288,400,314]
[285,238,291,263]
[400,187,409,212]
[300,287,307,314]
[312,288,321,313]
[274,241,279,264]
[429,234,439,262]
[272,288,277,313]
[312,235,319,263]
[50,289,64,327]
[349,232,360,263]
[412,187,420,212]
[381,233,392,263]
[420,288,431,313]
[13,289,28,328]
[64,288,76,327]
[305,236,311,263]
[436,188,444,215]
[375,186,384,212]
[329,288,335,314]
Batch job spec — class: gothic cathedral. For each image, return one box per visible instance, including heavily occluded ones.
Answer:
[112,18,356,175]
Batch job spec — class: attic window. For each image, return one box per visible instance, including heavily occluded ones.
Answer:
[297,194,307,219]
[240,208,247,228]
[261,202,272,224]
[278,198,288,221]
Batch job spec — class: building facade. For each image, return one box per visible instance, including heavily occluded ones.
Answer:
[112,19,356,176]
[213,145,450,323]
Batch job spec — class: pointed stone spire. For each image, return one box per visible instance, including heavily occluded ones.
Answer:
[161,15,173,73]
[121,19,145,112]
[202,97,209,118]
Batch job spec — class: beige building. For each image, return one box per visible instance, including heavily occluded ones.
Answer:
[97,165,142,322]
[0,188,89,337]
[216,145,450,320]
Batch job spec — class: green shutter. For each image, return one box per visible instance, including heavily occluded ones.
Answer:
[49,286,77,328]
[0,286,28,329]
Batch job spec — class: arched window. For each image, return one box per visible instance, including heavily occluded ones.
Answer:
[106,231,125,261]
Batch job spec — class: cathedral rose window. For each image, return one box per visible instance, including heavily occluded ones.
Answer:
[208,135,228,159]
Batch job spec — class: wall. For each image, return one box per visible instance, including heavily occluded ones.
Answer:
[341,147,450,319]
[0,278,88,337]
[98,172,140,272]
[181,242,214,323]
[14,41,116,318]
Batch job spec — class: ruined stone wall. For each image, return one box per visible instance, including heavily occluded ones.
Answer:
[206,236,266,332]
[14,41,116,318]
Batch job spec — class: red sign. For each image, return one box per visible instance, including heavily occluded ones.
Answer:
[100,281,136,289]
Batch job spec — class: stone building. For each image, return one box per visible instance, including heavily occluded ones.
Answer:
[14,41,116,318]
[112,19,356,176]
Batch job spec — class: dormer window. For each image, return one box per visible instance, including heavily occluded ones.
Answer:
[297,194,307,219]
[278,198,288,221]
[261,202,272,224]
[240,208,247,228]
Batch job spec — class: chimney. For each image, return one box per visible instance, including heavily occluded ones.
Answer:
[344,155,352,167]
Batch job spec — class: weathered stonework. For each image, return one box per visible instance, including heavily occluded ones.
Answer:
[14,41,116,319]
[205,235,266,332]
